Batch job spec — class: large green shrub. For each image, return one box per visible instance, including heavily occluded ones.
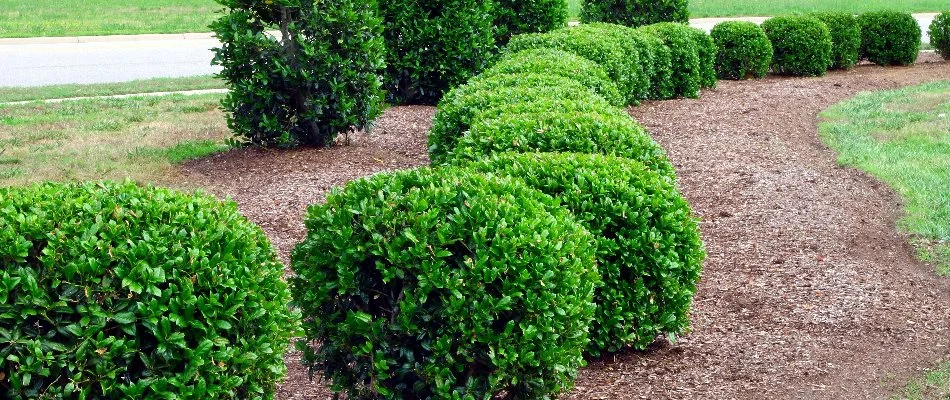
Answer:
[710,21,772,80]
[581,0,689,28]
[0,181,297,398]
[290,167,598,399]
[639,23,701,98]
[686,26,718,88]
[428,73,612,164]
[809,12,861,70]
[569,23,653,103]
[449,108,675,178]
[858,11,922,66]
[932,12,950,60]
[380,0,496,105]
[465,152,704,355]
[480,48,625,106]
[639,33,676,99]
[494,0,568,44]
[506,27,644,104]
[211,0,385,147]
[761,16,832,77]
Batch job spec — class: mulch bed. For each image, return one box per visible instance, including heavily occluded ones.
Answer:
[181,52,950,399]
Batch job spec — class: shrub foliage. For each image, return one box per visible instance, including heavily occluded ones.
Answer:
[494,0,568,44]
[0,181,297,398]
[686,26,718,88]
[858,11,922,66]
[211,0,385,147]
[380,0,496,105]
[290,168,599,399]
[711,21,772,80]
[639,23,702,98]
[810,12,861,70]
[761,16,833,77]
[581,0,689,28]
[932,12,950,60]
[466,153,704,355]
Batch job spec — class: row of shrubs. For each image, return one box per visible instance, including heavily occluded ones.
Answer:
[713,10,948,80]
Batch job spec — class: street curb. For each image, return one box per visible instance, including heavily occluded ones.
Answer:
[0,88,228,106]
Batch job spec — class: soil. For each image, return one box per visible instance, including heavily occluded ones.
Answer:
[180,52,950,399]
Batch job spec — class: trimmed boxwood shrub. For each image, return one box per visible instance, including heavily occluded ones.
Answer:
[639,23,701,98]
[761,16,833,77]
[465,152,704,355]
[687,26,718,88]
[567,23,650,103]
[710,21,772,80]
[0,181,297,398]
[581,0,689,28]
[211,0,385,147]
[858,11,922,66]
[480,48,625,106]
[932,12,950,60]
[494,0,568,44]
[506,27,643,104]
[449,109,675,178]
[290,167,599,399]
[809,12,861,70]
[639,33,675,99]
[428,73,612,164]
[380,0,496,105]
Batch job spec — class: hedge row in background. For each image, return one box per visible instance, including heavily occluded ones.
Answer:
[638,23,702,98]
[762,16,833,77]
[711,21,772,80]
[933,12,950,60]
[0,181,298,398]
[211,0,386,147]
[494,0,568,44]
[581,0,689,28]
[810,12,862,70]
[858,11,922,66]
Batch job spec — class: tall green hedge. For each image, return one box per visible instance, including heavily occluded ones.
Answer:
[858,11,922,66]
[581,0,689,28]
[711,21,772,80]
[762,16,833,77]
[494,0,568,44]
[810,12,861,70]
[380,0,496,105]
[0,181,297,398]
[465,153,704,355]
[211,0,385,147]
[291,167,598,399]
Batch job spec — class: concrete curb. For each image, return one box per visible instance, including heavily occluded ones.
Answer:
[0,88,228,106]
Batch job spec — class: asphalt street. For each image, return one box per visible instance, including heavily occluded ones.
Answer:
[0,14,939,87]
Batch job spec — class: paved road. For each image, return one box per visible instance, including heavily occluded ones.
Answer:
[0,14,939,87]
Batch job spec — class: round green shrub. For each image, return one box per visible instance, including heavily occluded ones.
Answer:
[0,181,297,398]
[761,16,833,77]
[464,152,704,355]
[480,48,625,106]
[505,27,644,104]
[290,167,599,399]
[380,0,496,105]
[211,0,385,147]
[639,33,676,99]
[581,0,689,28]
[858,11,922,66]
[494,0,568,44]
[686,26,718,88]
[932,12,950,60]
[566,23,651,103]
[710,21,772,80]
[638,23,702,98]
[428,73,612,165]
[809,12,861,70]
[449,108,675,178]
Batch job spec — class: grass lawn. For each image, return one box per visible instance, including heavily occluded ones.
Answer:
[0,93,229,187]
[896,361,950,400]
[820,79,950,276]
[567,0,946,20]
[0,76,224,103]
[0,0,219,38]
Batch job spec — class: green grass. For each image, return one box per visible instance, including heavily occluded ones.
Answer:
[895,361,950,400]
[0,93,229,187]
[0,76,225,103]
[819,79,950,276]
[566,0,945,20]
[0,0,220,38]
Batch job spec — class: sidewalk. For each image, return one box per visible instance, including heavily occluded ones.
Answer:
[0,88,228,106]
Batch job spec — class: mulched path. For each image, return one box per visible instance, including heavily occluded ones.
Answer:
[180,53,950,399]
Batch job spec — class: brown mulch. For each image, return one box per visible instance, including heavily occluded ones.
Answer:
[180,53,950,399]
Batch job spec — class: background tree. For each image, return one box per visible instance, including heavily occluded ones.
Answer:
[582,0,689,28]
